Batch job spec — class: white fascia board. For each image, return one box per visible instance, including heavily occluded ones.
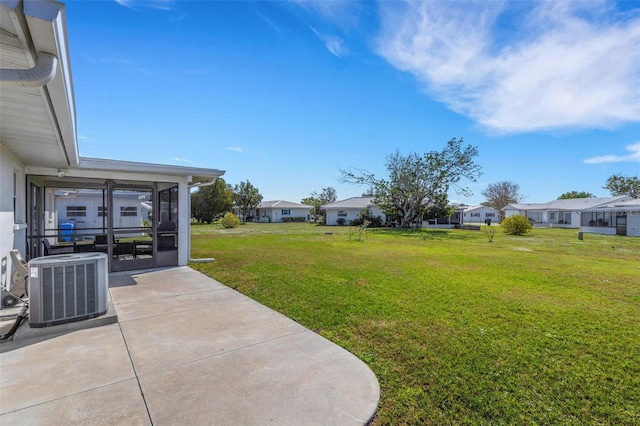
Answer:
[25,165,188,185]
[22,0,79,167]
[78,157,225,183]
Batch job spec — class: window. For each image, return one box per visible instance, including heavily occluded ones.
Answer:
[338,210,347,217]
[527,211,542,222]
[13,171,25,223]
[281,209,290,216]
[66,206,86,217]
[13,172,17,223]
[120,206,137,217]
[582,211,613,227]
[98,206,107,217]
[549,212,556,220]
[486,213,495,217]
[471,212,481,217]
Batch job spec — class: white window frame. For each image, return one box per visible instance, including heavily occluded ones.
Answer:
[120,206,137,217]
[66,206,87,217]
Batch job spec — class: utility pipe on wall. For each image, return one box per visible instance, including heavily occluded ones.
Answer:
[0,52,58,87]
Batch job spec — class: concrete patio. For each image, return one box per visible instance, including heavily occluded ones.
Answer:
[0,267,379,425]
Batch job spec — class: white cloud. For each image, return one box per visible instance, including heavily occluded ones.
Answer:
[311,27,349,57]
[174,157,194,164]
[291,1,361,29]
[115,0,174,12]
[376,1,640,133]
[584,142,640,164]
[226,147,243,153]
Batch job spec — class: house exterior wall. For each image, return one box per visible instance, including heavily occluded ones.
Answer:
[0,144,27,290]
[503,208,579,228]
[581,212,640,237]
[55,193,152,240]
[580,226,617,236]
[325,207,386,226]
[255,207,311,223]
[463,206,499,223]
[503,208,521,219]
[627,214,640,237]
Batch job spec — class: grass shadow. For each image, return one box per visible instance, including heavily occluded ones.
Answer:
[372,228,477,240]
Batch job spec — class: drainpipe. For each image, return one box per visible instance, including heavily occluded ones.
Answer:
[188,179,217,263]
[0,52,58,87]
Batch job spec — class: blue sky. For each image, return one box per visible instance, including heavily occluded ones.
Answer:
[67,0,639,205]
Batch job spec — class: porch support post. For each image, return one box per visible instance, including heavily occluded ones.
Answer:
[177,178,190,266]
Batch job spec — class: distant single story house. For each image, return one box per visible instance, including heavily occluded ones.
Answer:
[1,0,224,277]
[54,189,155,240]
[461,205,500,224]
[322,197,386,226]
[580,198,640,237]
[252,200,312,223]
[423,207,462,228]
[502,196,632,229]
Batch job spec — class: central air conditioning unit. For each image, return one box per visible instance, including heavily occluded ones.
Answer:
[28,253,109,328]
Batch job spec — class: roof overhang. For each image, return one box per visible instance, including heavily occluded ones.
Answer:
[25,156,225,186]
[0,0,78,168]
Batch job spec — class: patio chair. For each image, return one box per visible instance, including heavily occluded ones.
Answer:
[42,239,74,256]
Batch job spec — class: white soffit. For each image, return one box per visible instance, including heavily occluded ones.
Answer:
[0,0,78,168]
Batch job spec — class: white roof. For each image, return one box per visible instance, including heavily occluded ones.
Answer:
[503,196,632,211]
[462,205,499,213]
[257,200,312,209]
[591,198,640,211]
[322,196,376,209]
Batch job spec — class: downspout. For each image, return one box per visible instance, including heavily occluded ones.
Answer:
[0,52,58,87]
[188,179,217,263]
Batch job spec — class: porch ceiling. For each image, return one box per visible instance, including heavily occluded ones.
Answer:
[0,0,78,168]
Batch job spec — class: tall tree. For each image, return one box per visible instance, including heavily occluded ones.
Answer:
[341,138,481,228]
[558,191,595,199]
[233,180,263,223]
[191,178,233,224]
[318,187,337,205]
[481,181,524,219]
[302,187,338,220]
[604,173,640,198]
[301,195,321,218]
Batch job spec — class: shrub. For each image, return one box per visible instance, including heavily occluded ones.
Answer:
[282,217,306,223]
[220,212,240,229]
[483,225,496,242]
[351,219,370,241]
[336,218,346,226]
[350,215,384,228]
[501,215,533,235]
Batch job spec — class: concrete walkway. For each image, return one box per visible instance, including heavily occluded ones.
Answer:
[0,267,379,425]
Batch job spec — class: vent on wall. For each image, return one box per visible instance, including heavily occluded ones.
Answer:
[29,253,109,328]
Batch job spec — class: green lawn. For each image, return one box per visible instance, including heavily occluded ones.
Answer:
[190,222,640,425]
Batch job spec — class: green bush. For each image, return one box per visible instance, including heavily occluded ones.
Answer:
[501,214,533,235]
[282,217,306,223]
[350,215,384,228]
[220,212,240,229]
